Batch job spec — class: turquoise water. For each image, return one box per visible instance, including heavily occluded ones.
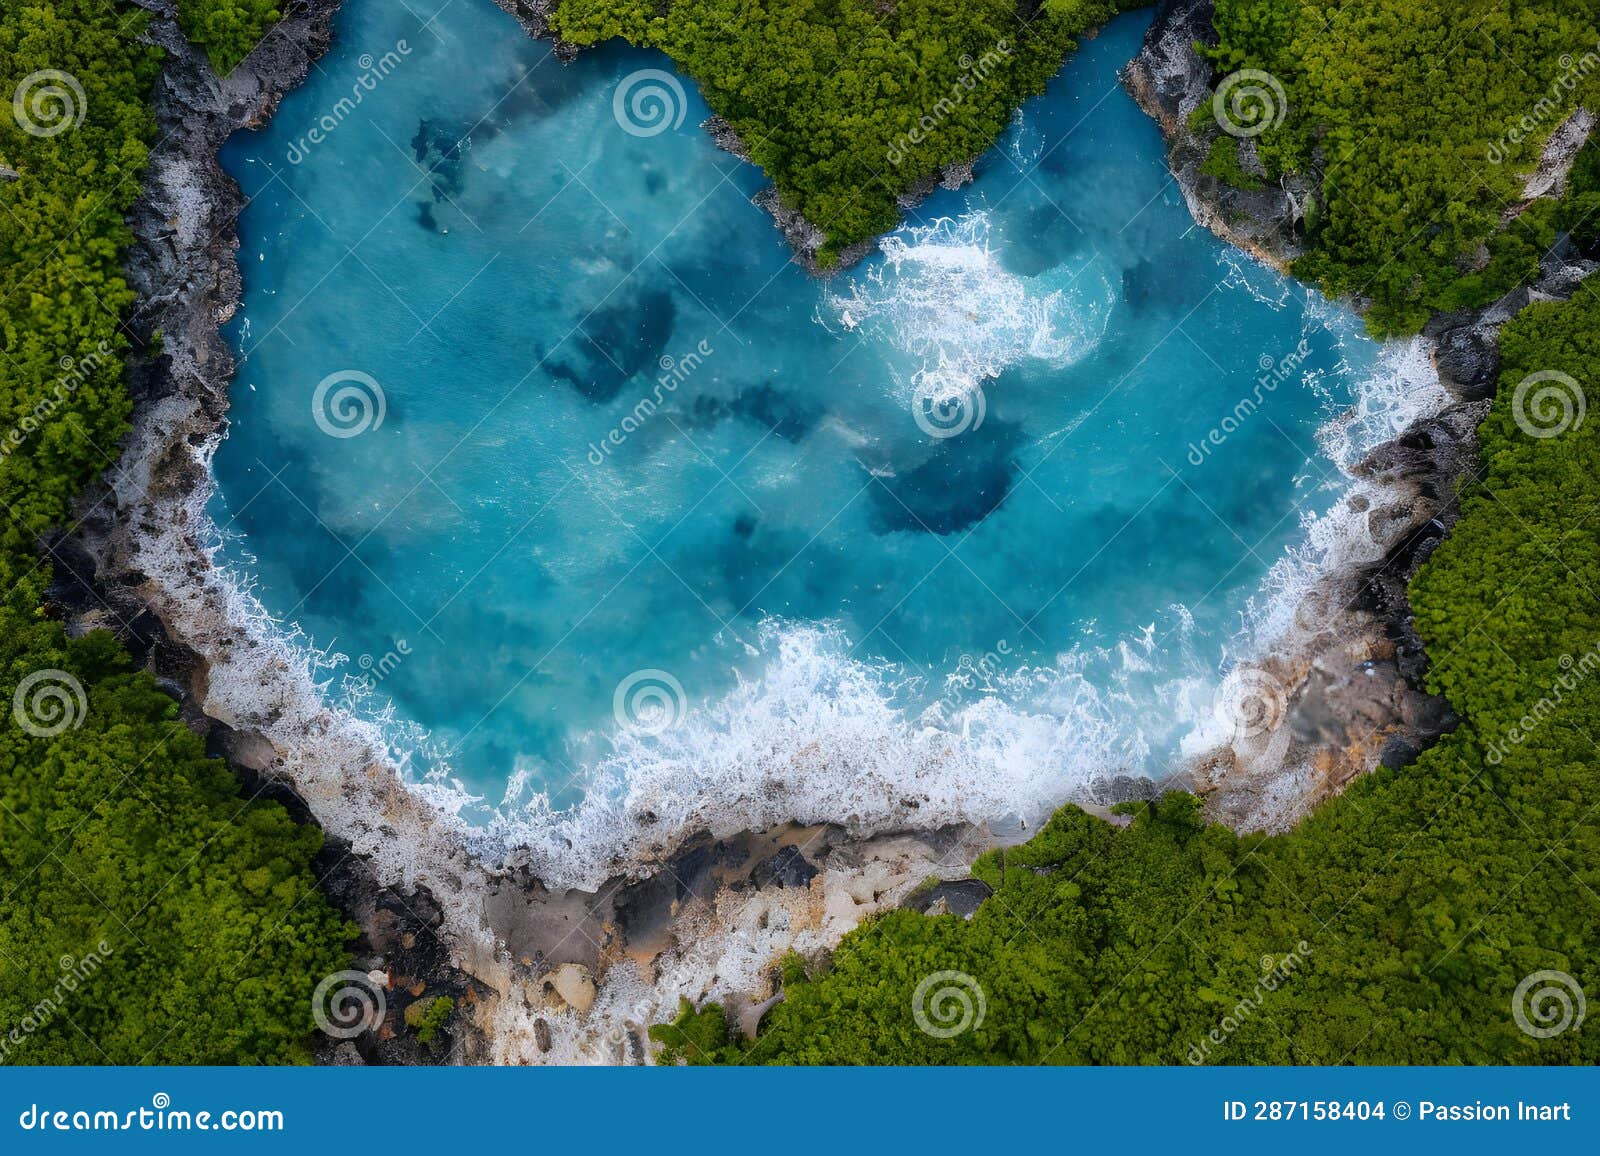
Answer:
[214,0,1393,828]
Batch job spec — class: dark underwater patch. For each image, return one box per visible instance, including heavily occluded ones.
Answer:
[685,382,822,442]
[546,287,679,403]
[865,418,1024,536]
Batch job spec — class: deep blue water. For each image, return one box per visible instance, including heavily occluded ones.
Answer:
[213,0,1392,824]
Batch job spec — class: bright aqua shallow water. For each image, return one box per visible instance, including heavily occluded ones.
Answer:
[214,0,1413,832]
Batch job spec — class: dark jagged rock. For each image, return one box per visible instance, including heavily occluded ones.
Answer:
[751,845,819,890]
[1430,323,1501,401]
[904,877,992,918]
[1349,401,1490,685]
[488,0,578,58]
[1092,773,1169,806]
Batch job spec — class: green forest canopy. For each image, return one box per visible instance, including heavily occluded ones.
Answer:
[177,0,281,73]
[1209,0,1600,334]
[551,0,1148,263]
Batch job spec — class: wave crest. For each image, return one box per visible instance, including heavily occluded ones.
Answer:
[828,211,1116,403]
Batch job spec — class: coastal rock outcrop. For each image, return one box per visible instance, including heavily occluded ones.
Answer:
[1121,0,1310,272]
[549,964,598,1013]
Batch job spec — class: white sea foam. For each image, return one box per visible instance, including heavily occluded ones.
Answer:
[1317,335,1449,471]
[458,618,1191,888]
[1175,328,1452,779]
[1217,248,1292,310]
[1007,108,1043,168]
[1249,336,1449,643]
[827,211,1116,402]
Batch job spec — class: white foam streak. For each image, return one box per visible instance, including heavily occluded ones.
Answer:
[828,211,1115,402]
[465,621,1171,888]
[1317,336,1449,471]
[1176,333,1452,777]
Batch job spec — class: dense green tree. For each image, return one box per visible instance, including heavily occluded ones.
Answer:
[177,0,281,74]
[649,996,737,1065]
[1207,0,1600,334]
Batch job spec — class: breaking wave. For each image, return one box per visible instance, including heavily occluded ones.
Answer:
[825,211,1117,402]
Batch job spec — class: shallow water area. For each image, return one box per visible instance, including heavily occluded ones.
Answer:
[211,0,1425,843]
